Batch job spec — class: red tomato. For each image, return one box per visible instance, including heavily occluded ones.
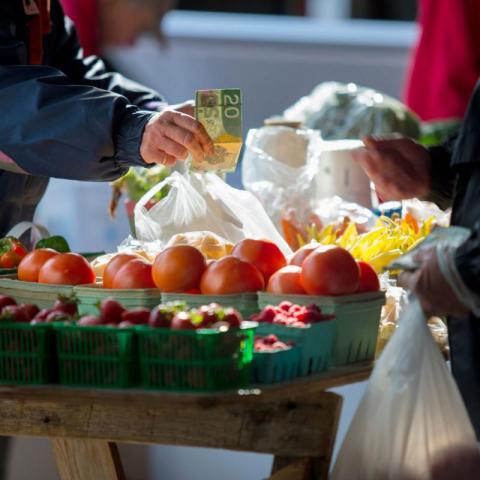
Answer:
[152,246,206,292]
[38,253,96,286]
[112,259,156,289]
[357,261,380,292]
[267,265,306,294]
[289,243,319,267]
[200,256,265,295]
[103,254,140,288]
[18,249,59,282]
[300,246,359,295]
[232,239,286,283]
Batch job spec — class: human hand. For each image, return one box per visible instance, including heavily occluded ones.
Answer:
[398,247,469,317]
[140,109,214,166]
[430,445,480,480]
[169,100,195,117]
[353,136,432,201]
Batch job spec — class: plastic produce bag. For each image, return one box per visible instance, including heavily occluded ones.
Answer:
[332,299,477,480]
[134,171,291,256]
[283,82,420,140]
[242,126,321,229]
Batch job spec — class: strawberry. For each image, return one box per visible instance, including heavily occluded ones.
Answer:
[99,298,125,324]
[121,308,150,325]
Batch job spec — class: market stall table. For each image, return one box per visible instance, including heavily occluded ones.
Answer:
[0,363,371,480]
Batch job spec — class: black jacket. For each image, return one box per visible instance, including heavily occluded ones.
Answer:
[0,0,164,235]
[428,80,480,438]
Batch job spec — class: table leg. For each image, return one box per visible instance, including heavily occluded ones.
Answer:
[270,392,343,480]
[51,438,125,480]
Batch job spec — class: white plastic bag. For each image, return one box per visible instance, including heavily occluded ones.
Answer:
[242,126,321,229]
[332,298,477,480]
[134,172,291,256]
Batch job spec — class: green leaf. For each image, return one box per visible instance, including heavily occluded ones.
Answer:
[35,235,71,253]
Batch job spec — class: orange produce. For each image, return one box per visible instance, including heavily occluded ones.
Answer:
[112,259,156,289]
[152,246,206,292]
[267,265,306,294]
[357,261,380,293]
[289,243,319,267]
[200,256,264,295]
[103,253,139,288]
[38,253,95,285]
[231,239,286,283]
[300,246,359,296]
[18,249,59,282]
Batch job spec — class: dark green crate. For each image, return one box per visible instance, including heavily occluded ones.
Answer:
[136,322,256,392]
[54,324,136,388]
[0,323,55,385]
[253,346,301,384]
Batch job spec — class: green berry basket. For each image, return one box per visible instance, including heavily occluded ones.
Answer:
[135,321,257,392]
[0,275,73,309]
[161,293,258,320]
[74,283,161,316]
[253,346,301,384]
[54,324,137,388]
[256,320,336,376]
[0,323,56,385]
[257,291,386,366]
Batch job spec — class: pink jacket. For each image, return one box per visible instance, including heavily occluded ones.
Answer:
[404,0,480,121]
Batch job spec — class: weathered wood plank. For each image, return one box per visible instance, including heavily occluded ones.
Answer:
[52,439,125,480]
[0,392,342,457]
[269,458,312,480]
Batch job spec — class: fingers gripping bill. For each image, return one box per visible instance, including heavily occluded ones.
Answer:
[193,89,243,172]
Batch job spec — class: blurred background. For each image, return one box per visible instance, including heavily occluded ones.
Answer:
[22,1,416,478]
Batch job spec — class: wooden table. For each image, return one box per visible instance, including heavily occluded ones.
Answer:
[0,364,371,480]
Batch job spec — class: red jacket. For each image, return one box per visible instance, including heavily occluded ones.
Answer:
[59,0,99,56]
[404,0,480,121]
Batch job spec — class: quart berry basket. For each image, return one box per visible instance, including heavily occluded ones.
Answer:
[135,321,257,392]
[257,291,385,366]
[54,324,137,388]
[0,322,55,385]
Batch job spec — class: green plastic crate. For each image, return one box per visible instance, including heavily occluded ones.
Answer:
[253,346,301,384]
[54,324,136,388]
[257,320,336,376]
[74,283,161,316]
[161,292,258,319]
[0,323,55,384]
[136,321,257,392]
[257,291,385,366]
[0,275,73,309]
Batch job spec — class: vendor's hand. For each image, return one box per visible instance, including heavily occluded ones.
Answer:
[398,247,469,317]
[430,446,480,480]
[140,110,214,167]
[353,136,432,201]
[169,100,195,117]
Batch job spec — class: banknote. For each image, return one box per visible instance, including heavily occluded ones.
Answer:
[192,88,242,172]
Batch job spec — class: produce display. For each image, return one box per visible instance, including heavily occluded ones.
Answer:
[292,214,434,273]
[251,302,334,326]
[0,237,28,269]
[254,334,293,352]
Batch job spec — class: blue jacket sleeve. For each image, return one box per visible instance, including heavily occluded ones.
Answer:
[0,0,157,182]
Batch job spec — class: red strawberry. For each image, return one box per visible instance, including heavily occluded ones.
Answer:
[99,298,125,324]
[121,308,150,325]
[0,295,16,313]
[279,301,292,312]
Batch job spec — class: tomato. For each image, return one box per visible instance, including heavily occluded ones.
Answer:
[152,246,206,292]
[0,251,21,269]
[300,246,359,296]
[289,243,319,267]
[103,253,140,288]
[200,256,264,295]
[357,261,380,292]
[0,237,28,268]
[231,239,286,283]
[267,265,306,294]
[38,253,96,285]
[112,259,156,289]
[18,249,59,282]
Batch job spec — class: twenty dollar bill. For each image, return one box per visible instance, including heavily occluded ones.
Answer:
[193,88,242,172]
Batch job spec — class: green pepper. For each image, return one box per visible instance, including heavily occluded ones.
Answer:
[35,235,71,253]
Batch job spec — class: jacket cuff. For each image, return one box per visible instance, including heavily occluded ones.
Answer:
[422,146,455,210]
[114,106,154,167]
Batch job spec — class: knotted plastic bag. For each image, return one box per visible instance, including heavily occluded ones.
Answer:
[332,298,477,480]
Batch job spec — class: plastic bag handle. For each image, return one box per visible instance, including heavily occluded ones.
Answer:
[134,172,178,213]
[6,221,50,240]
